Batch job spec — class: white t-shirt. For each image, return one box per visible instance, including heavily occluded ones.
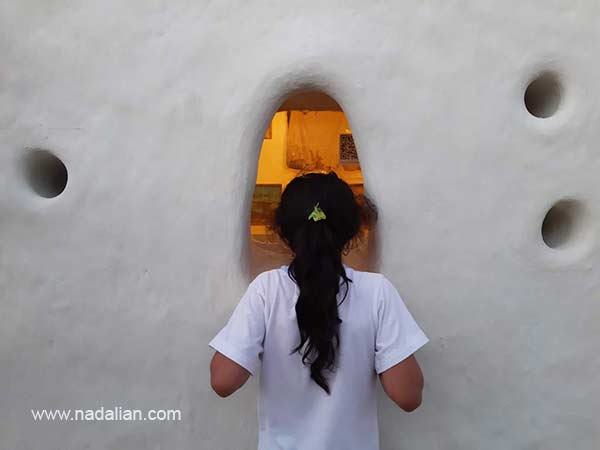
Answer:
[208,264,429,450]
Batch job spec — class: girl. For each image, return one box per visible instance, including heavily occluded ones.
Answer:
[208,171,429,450]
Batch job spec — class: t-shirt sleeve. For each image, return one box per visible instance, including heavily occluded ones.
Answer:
[208,275,266,376]
[374,275,429,374]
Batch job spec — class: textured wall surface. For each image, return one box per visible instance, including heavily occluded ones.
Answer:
[1,1,599,449]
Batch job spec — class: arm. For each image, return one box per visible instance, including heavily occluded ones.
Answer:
[378,354,424,412]
[207,274,267,398]
[209,351,252,397]
[374,276,429,412]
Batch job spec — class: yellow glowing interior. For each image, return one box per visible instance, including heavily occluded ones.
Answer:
[251,110,364,236]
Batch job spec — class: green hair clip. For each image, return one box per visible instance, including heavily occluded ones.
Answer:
[308,202,327,222]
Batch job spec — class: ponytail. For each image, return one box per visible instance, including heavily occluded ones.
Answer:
[272,171,372,394]
[287,219,352,394]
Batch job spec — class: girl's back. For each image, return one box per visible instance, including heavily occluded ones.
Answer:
[209,263,428,450]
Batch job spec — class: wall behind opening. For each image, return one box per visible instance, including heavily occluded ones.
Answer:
[0,1,599,449]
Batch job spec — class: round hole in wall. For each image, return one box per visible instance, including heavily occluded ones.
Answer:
[541,199,585,249]
[23,149,68,198]
[524,72,562,118]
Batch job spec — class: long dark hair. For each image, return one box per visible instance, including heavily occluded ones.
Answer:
[271,170,377,394]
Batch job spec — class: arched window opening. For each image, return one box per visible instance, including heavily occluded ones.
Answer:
[248,91,378,278]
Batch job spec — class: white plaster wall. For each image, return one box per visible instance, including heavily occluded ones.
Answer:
[1,1,599,449]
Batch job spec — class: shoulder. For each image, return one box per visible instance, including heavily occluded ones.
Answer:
[344,266,387,310]
[343,267,388,329]
[248,266,289,295]
[348,268,406,310]
[247,270,270,293]
[346,266,386,292]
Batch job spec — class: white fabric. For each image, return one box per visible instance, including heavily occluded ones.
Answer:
[208,264,429,450]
